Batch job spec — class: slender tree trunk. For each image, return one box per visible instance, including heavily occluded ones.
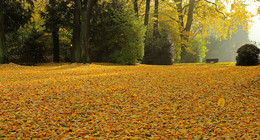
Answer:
[0,7,7,64]
[142,0,151,64]
[81,0,97,64]
[72,0,81,63]
[52,27,60,62]
[134,0,139,17]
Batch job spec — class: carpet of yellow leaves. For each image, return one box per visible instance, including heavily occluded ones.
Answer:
[0,63,259,139]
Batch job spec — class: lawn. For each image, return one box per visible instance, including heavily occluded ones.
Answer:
[0,63,259,139]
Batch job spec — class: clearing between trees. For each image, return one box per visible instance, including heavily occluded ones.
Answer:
[0,63,259,139]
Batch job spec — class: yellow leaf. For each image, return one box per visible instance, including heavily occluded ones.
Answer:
[218,98,225,107]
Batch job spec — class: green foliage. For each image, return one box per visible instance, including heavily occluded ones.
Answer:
[59,28,72,62]
[179,38,208,63]
[7,27,46,64]
[41,1,72,32]
[90,0,145,65]
[236,44,260,66]
[3,0,33,33]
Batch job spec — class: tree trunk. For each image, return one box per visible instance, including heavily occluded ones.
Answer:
[153,0,159,38]
[144,0,150,26]
[52,27,60,62]
[134,0,139,17]
[185,0,194,32]
[180,0,195,62]
[0,7,7,64]
[80,0,97,64]
[174,0,185,61]
[72,0,81,63]
[142,0,151,64]
[49,0,60,63]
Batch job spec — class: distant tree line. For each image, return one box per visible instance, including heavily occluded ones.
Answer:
[0,0,254,65]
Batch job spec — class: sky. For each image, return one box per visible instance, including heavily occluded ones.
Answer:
[247,2,260,43]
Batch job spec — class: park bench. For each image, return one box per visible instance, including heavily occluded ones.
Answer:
[206,58,219,63]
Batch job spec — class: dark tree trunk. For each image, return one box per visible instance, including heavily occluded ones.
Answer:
[144,0,150,26]
[0,6,7,64]
[134,0,139,17]
[72,0,81,63]
[49,0,60,63]
[142,0,151,64]
[81,0,97,64]
[52,27,60,62]
[153,0,159,38]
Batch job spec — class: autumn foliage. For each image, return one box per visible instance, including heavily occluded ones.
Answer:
[0,63,259,139]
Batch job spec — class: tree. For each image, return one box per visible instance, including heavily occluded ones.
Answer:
[71,0,81,62]
[80,0,97,63]
[156,0,253,62]
[70,0,97,63]
[142,0,151,64]
[0,3,5,64]
[90,1,145,64]
[0,0,34,64]
[41,0,72,63]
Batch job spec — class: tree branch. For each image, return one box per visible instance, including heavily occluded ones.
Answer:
[161,12,179,23]
[203,0,226,19]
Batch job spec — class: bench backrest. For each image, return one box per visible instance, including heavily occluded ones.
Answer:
[206,59,219,63]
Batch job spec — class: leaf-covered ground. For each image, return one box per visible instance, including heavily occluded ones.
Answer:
[0,63,259,139]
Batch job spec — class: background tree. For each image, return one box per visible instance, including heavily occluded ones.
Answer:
[90,0,145,64]
[157,0,253,62]
[0,0,34,64]
[41,0,72,63]
[142,0,151,64]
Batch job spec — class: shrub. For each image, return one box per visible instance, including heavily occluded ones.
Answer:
[236,44,260,66]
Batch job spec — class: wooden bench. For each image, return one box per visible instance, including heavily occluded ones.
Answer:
[206,58,219,63]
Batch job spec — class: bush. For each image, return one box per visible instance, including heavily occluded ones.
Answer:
[20,29,46,65]
[153,30,174,65]
[142,28,174,65]
[236,44,260,66]
[90,0,145,65]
